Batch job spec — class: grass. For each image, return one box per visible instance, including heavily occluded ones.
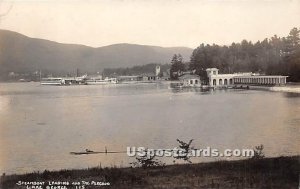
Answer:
[1,156,299,189]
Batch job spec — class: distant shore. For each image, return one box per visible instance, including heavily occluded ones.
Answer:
[270,86,300,93]
[1,156,299,189]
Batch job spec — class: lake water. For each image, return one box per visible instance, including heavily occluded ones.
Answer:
[0,82,299,174]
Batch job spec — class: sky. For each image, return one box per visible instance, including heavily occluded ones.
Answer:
[0,0,300,48]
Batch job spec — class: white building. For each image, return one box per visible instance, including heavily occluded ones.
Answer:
[206,68,288,87]
[178,73,201,87]
[206,68,252,87]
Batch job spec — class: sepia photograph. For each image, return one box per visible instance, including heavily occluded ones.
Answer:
[0,0,299,188]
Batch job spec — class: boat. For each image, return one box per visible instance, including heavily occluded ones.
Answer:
[40,77,65,85]
[86,77,117,85]
[70,151,98,155]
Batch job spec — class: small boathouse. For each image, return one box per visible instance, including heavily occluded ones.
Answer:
[179,73,201,87]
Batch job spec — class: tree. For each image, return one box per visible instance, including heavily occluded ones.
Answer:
[251,144,265,159]
[170,54,185,80]
[174,139,194,163]
[287,27,300,50]
[189,44,212,81]
[189,27,300,82]
[283,27,300,81]
[130,149,164,168]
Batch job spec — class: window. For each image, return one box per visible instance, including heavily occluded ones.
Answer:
[195,80,198,84]
[190,80,193,84]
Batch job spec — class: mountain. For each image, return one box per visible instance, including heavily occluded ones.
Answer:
[0,30,192,78]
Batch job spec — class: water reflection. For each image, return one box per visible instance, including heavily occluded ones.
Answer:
[283,92,300,98]
[169,83,212,94]
[0,95,10,112]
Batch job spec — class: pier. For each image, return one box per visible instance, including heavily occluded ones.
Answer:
[233,75,287,85]
[206,68,288,87]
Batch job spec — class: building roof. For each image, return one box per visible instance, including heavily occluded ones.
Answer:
[206,68,219,71]
[140,73,157,77]
[178,73,200,80]
[234,75,288,78]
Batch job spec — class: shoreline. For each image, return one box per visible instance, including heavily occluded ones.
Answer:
[1,156,299,189]
[1,81,300,93]
[207,84,300,93]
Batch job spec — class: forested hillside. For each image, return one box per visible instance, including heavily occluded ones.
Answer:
[171,27,300,81]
